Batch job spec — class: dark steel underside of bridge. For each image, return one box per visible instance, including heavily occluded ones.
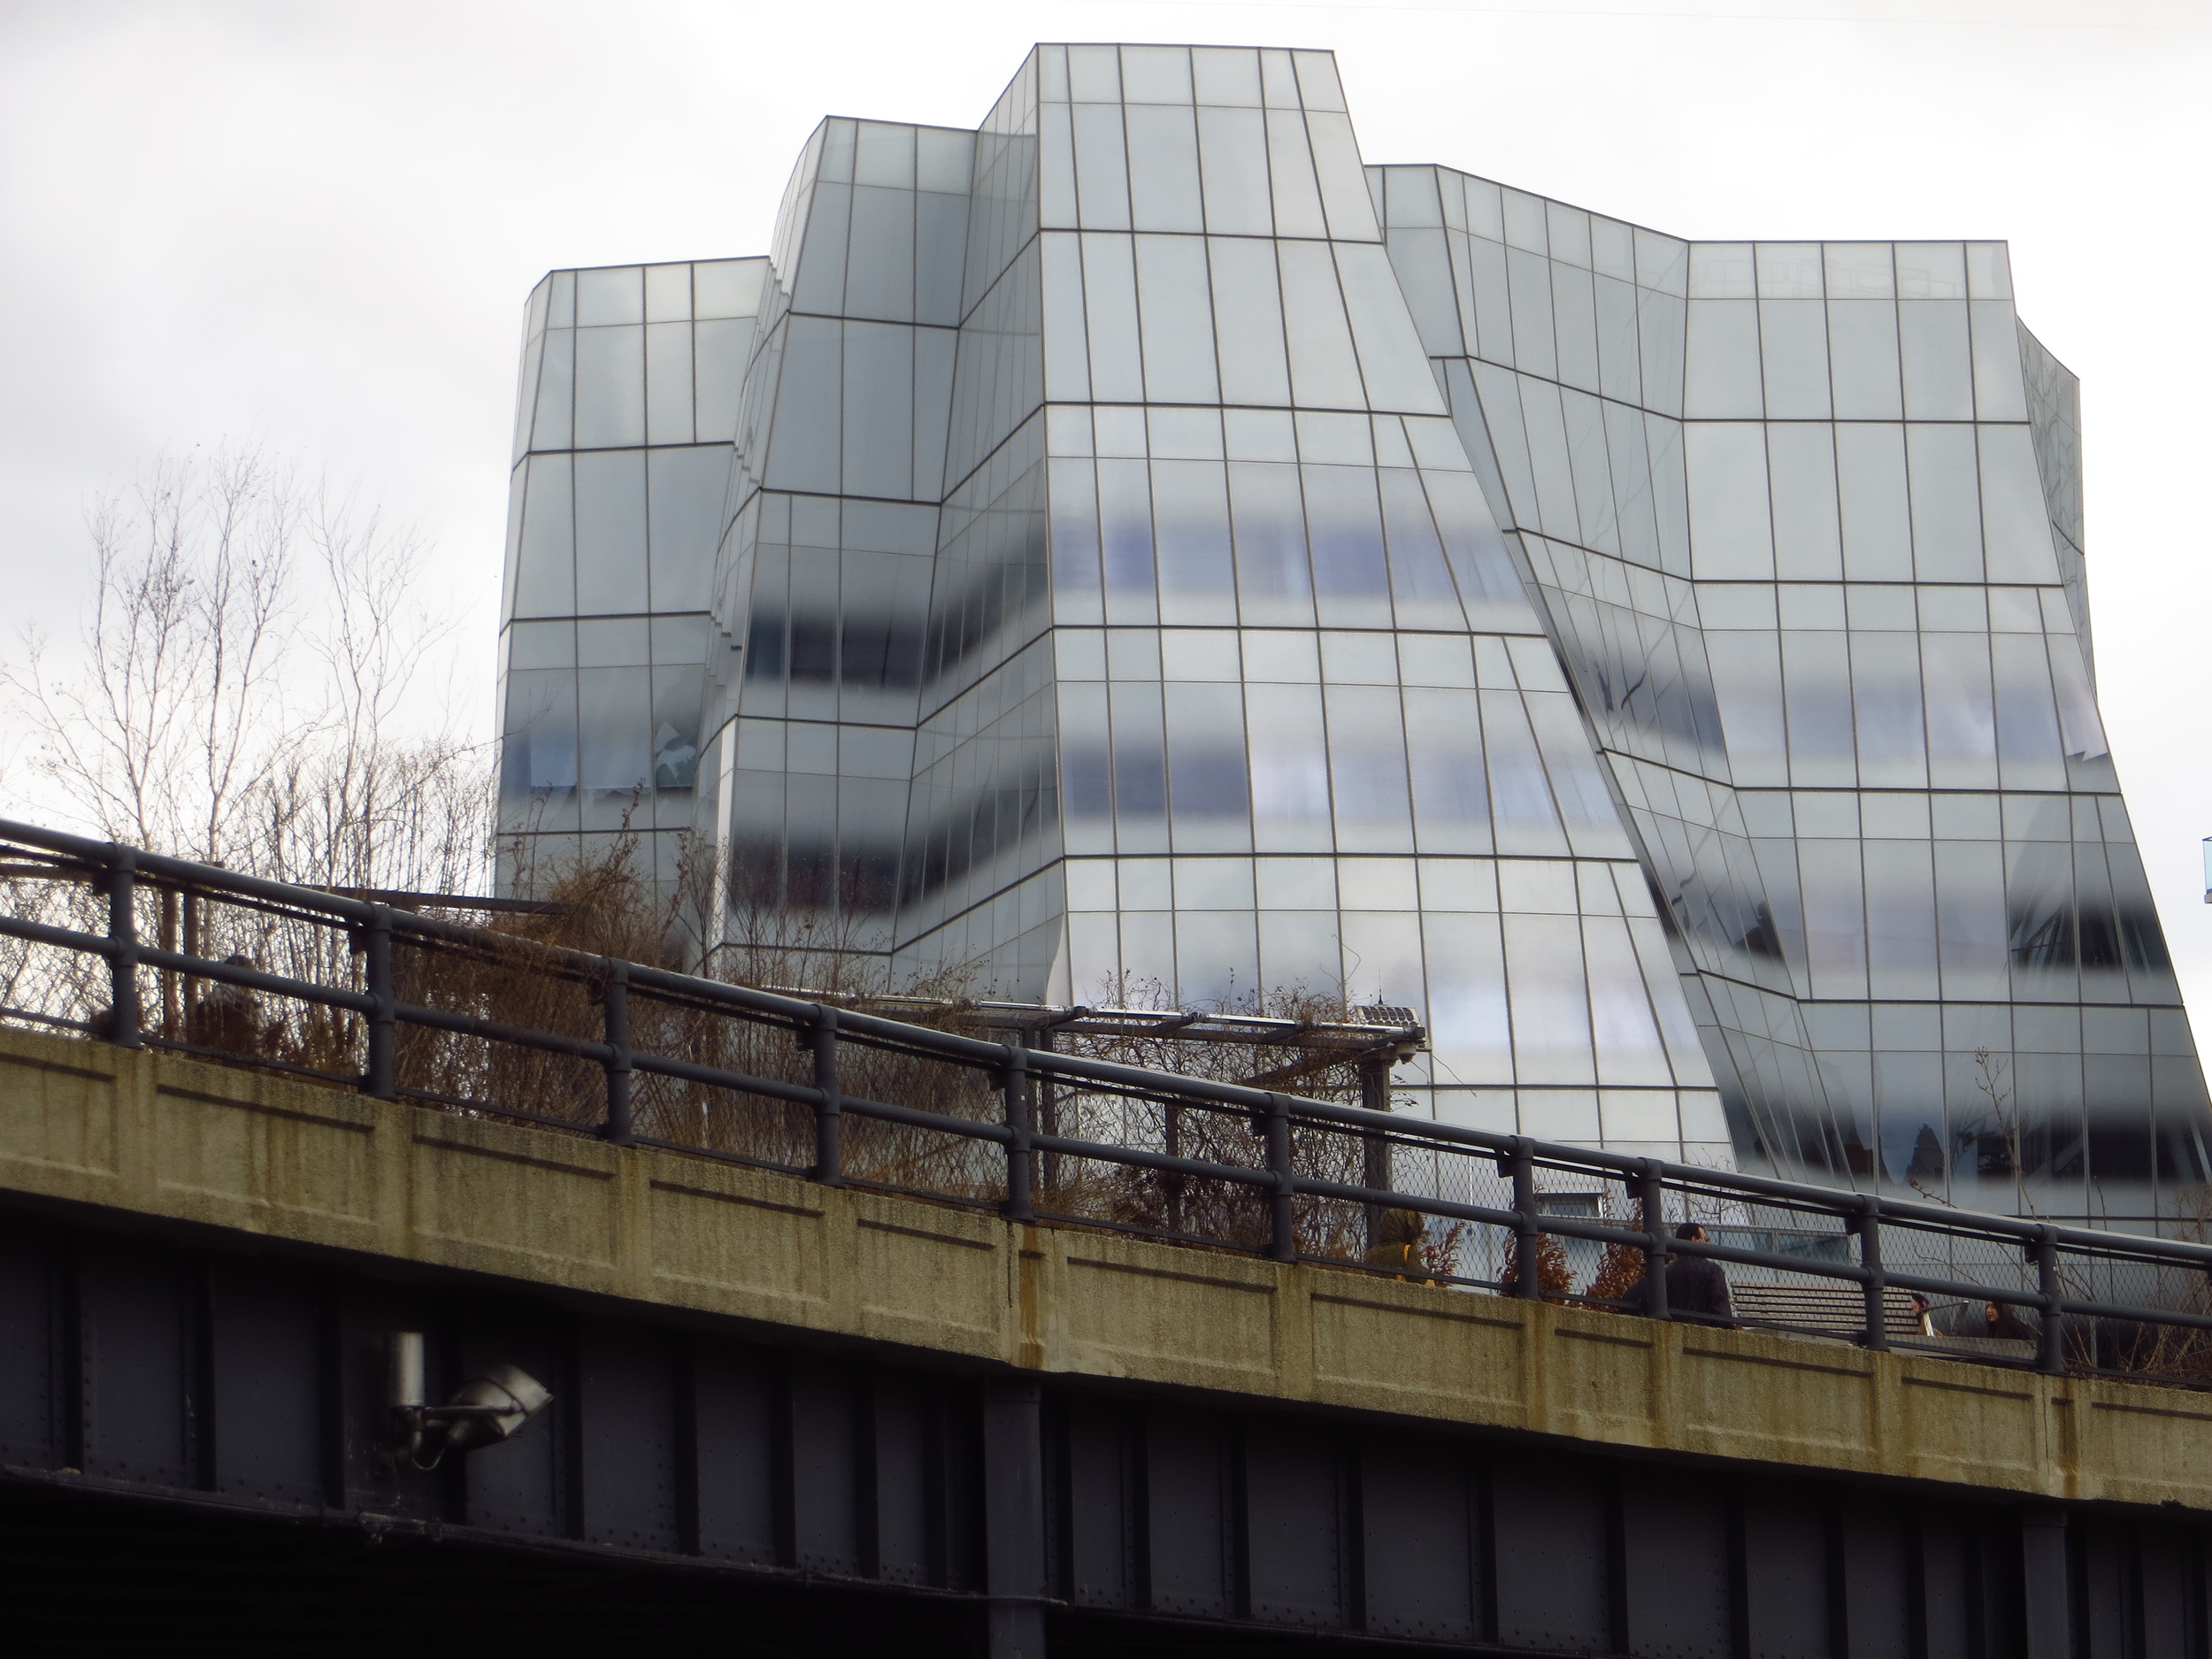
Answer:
[1,1197,2201,1658]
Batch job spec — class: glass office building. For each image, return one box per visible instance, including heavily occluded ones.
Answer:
[496,42,2209,1225]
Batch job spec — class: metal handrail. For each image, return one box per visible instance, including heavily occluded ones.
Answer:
[6,815,2212,1386]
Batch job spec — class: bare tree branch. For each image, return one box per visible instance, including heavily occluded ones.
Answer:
[1,445,493,895]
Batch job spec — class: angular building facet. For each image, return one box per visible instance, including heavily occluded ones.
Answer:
[495,43,2209,1225]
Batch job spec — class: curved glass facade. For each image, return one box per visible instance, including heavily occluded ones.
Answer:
[495,43,2209,1226]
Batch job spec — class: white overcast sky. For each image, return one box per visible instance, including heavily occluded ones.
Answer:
[3,0,2209,1003]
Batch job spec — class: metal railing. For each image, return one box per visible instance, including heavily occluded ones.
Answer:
[5,818,2212,1387]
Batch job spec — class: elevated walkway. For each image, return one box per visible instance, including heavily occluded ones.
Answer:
[5,1024,2212,1655]
[5,1024,2207,1510]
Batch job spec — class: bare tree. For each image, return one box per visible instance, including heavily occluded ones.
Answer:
[4,449,305,863]
[2,446,494,894]
[240,482,488,895]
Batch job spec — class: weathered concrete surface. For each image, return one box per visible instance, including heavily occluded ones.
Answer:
[4,1023,2207,1510]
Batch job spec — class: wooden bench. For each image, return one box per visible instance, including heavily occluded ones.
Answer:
[1726,1284,2041,1362]
[1730,1282,1926,1343]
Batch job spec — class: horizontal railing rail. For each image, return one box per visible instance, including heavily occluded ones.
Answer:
[6,816,2212,1387]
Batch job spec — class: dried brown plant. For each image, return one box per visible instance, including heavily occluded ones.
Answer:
[1501,1231,1574,1302]
[1586,1200,1651,1310]
[1022,973,1410,1258]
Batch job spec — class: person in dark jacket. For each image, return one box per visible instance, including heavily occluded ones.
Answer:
[1663,1223,1733,1324]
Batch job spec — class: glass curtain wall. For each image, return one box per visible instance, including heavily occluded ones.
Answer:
[494,41,2211,1220]
[701,107,1005,974]
[1371,166,2208,1221]
[499,257,767,889]
[1018,44,1730,1163]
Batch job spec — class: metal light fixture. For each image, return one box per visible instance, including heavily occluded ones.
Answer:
[382,1332,552,1471]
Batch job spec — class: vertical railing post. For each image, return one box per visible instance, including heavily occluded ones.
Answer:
[1002,1042,1034,1223]
[1264,1093,1296,1263]
[810,1008,841,1187]
[1509,1139,1541,1300]
[180,882,202,1028]
[1033,1024,1060,1206]
[1854,1196,1888,1351]
[1359,1054,1390,1255]
[1638,1161,1669,1321]
[2035,1226,2067,1375]
[105,849,140,1048]
[602,958,633,1147]
[157,887,179,1040]
[361,905,396,1101]
[1163,1100,1185,1236]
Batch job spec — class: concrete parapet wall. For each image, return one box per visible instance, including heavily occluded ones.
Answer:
[3,1024,2206,1511]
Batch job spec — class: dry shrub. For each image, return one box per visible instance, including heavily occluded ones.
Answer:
[1361,1213,1470,1284]
[1419,1219,1471,1280]
[0,868,109,1033]
[1024,975,1409,1256]
[1501,1231,1573,1302]
[0,860,389,1079]
[1586,1195,1653,1309]
[0,850,1427,1244]
[2051,1187,2212,1379]
[363,832,1008,1200]
[1586,1242,1647,1309]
